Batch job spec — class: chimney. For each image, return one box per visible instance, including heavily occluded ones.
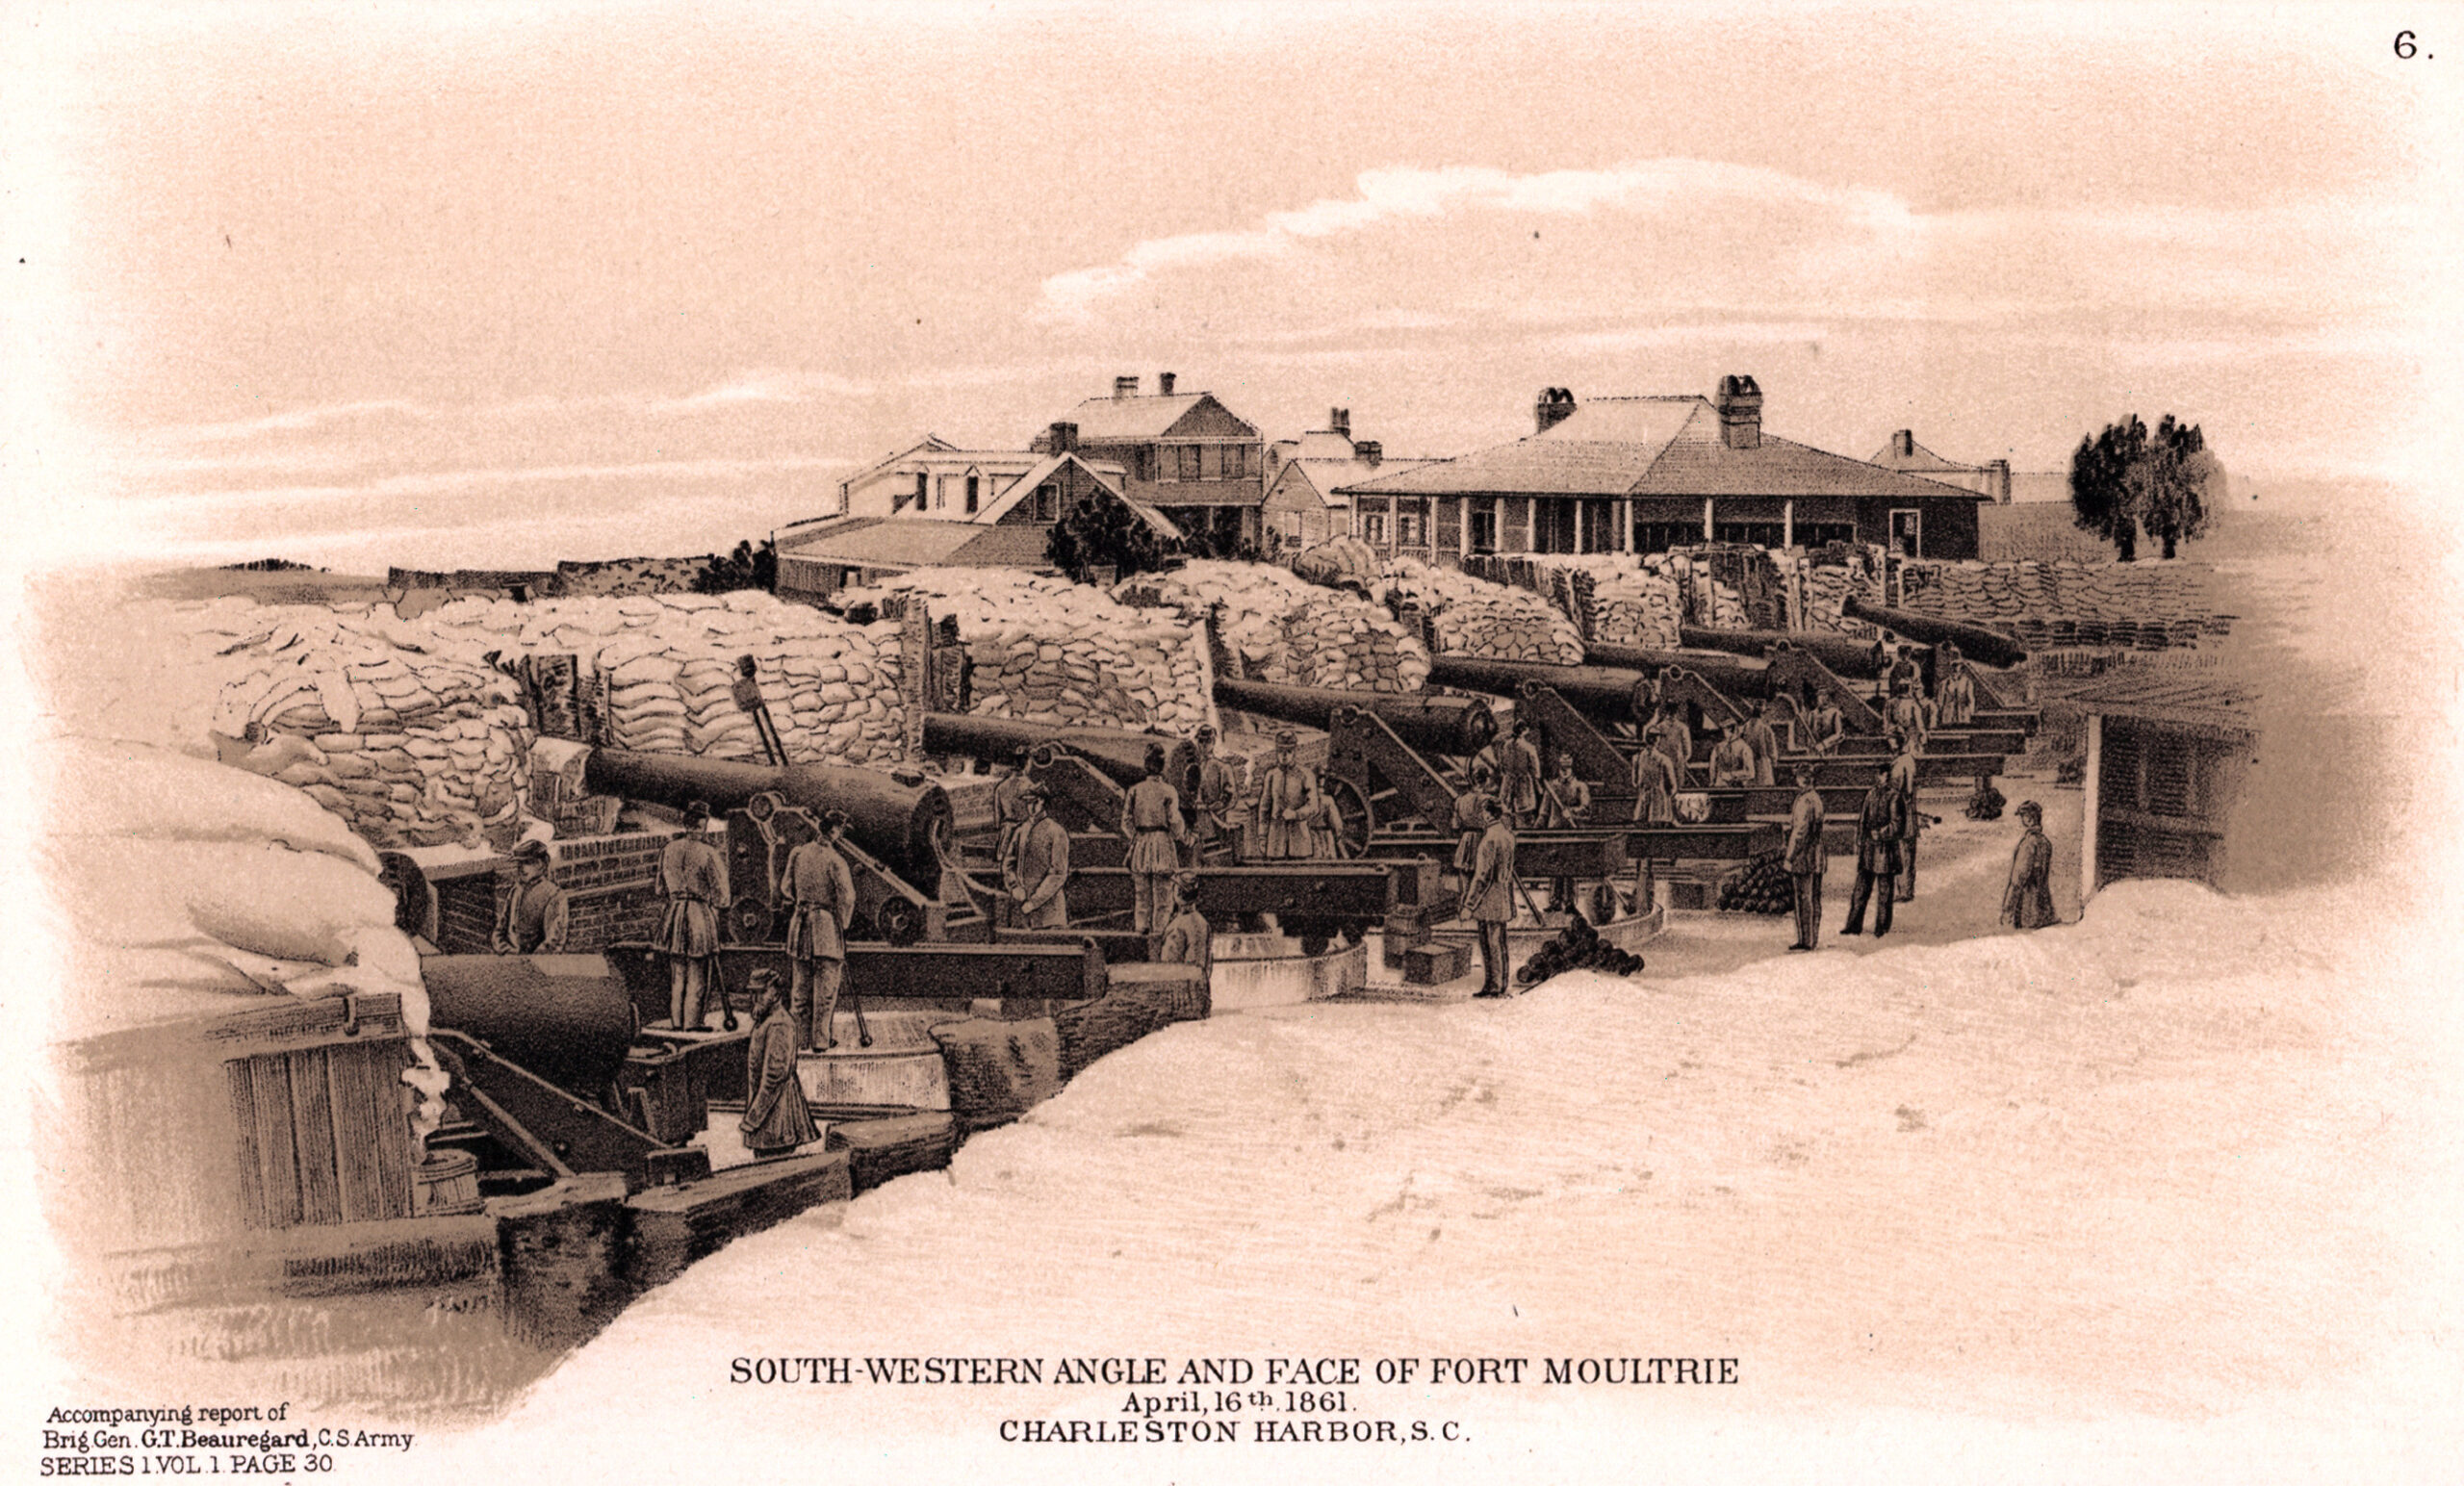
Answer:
[1048,421,1077,454]
[1891,429,1914,460]
[1534,386,1578,434]
[1714,374,1762,450]
[1988,458,2012,504]
[1157,372,1176,397]
[1354,440,1381,468]
[1114,375,1140,399]
[1329,407,1350,438]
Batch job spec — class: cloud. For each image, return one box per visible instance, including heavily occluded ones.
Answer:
[127,455,856,511]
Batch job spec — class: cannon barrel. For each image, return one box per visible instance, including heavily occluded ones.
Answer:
[1671,626,1890,679]
[1840,596,2028,667]
[422,953,637,1101]
[919,713,1197,800]
[1578,644,1780,699]
[580,746,952,885]
[1213,677,1498,757]
[1424,654,1656,722]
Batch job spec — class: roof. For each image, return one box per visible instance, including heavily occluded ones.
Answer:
[1062,391,1256,443]
[1279,457,1435,506]
[1870,435,1978,474]
[1339,395,1993,502]
[944,525,1065,568]
[2066,668,2259,734]
[777,518,986,568]
[1120,477,1267,509]
[974,452,1142,525]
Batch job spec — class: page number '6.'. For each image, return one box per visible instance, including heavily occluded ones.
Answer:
[2394,31,2425,59]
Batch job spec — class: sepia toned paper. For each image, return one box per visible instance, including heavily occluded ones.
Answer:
[5,4,2461,1482]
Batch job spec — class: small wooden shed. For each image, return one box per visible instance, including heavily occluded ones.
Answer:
[2072,669,2259,901]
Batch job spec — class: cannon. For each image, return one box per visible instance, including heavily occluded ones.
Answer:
[1840,595,2028,668]
[579,744,953,888]
[1424,655,1657,724]
[1578,644,1782,700]
[1672,626,1890,679]
[1214,677,1497,758]
[919,713,1197,801]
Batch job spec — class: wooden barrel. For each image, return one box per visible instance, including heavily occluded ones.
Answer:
[413,1150,484,1217]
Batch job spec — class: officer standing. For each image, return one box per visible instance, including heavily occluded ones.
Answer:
[1004,781,1073,930]
[492,839,570,955]
[1466,797,1519,998]
[1784,764,1827,952]
[658,802,733,1032]
[780,808,856,1050]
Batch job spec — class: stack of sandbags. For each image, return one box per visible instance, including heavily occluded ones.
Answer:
[857,568,1211,733]
[1380,559,1586,664]
[208,615,532,850]
[424,591,909,766]
[1892,559,2222,648]
[1122,560,1429,693]
[1289,536,1382,591]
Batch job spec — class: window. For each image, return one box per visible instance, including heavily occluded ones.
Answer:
[1035,483,1060,522]
[1177,446,1202,482]
[1889,508,1922,557]
[935,474,948,511]
[1362,513,1388,545]
[1397,510,1424,547]
[1469,500,1499,553]
[913,472,929,511]
[1225,445,1247,480]
[964,474,979,514]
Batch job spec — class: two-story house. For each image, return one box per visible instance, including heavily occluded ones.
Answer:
[1032,372,1266,551]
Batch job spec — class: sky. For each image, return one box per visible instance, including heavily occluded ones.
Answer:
[6,2,2460,569]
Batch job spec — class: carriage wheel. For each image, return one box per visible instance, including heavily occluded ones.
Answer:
[727,900,776,945]
[1321,775,1375,858]
[875,897,927,947]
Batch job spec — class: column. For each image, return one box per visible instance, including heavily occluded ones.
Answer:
[1458,498,1471,560]
[1622,498,1634,553]
[1527,498,1539,551]
[1575,500,1589,554]
[1783,499,1794,550]
[2081,712,2102,905]
[1703,498,1714,542]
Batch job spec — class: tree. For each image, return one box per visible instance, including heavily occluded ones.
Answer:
[2142,415,2220,560]
[1045,489,1178,583]
[693,539,777,594]
[2069,415,2145,562]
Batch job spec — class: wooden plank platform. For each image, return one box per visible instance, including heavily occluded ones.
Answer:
[626,1149,852,1290]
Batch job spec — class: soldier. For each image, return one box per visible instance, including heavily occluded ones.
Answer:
[1840,760,1906,938]
[1887,729,1927,904]
[1708,719,1757,786]
[1541,752,1592,916]
[1784,764,1827,952]
[780,807,856,1051]
[1495,719,1543,827]
[1466,797,1519,998]
[1191,725,1239,858]
[1741,701,1782,788]
[1886,644,1923,700]
[1647,700,1694,782]
[991,743,1036,867]
[1004,781,1072,930]
[1255,730,1321,860]
[1155,873,1215,980]
[1804,694,1847,756]
[492,838,570,955]
[2002,801,2059,930]
[657,802,733,1032]
[1630,736,1679,826]
[737,969,819,1160]
[1886,687,1929,756]
[1452,762,1498,880]
[1938,644,1978,728]
[1121,744,1190,935]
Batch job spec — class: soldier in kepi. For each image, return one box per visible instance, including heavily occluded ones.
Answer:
[658,801,734,1032]
[1540,751,1592,917]
[780,807,856,1051]
[737,969,819,1160]
[1465,796,1519,999]
[1003,781,1072,930]
[2002,800,2060,930]
[991,743,1035,866]
[492,838,569,955]
[1255,730,1320,860]
[1122,744,1190,935]
[1155,872,1214,981]
[1784,763,1827,952]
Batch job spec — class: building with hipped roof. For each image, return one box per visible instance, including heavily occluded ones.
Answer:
[1870,429,2013,504]
[1338,376,1996,565]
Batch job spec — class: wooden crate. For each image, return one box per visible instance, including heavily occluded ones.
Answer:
[215,996,420,1231]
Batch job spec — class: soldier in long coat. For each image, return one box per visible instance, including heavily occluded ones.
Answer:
[1708,721,1758,786]
[1645,705,1694,785]
[1741,703,1782,788]
[2002,800,2060,930]
[1841,762,1906,938]
[658,801,732,1032]
[1886,730,1925,904]
[1191,726,1239,857]
[1465,798,1519,998]
[1452,763,1497,878]
[1804,697,1847,756]
[1784,764,1827,952]
[1254,731,1321,860]
[780,808,856,1050]
[738,970,819,1159]
[1004,782,1073,930]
